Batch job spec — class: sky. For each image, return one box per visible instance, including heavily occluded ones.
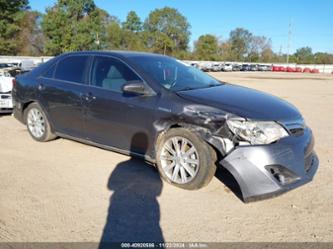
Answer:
[29,0,333,54]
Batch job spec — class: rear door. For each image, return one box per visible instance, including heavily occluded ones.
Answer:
[37,55,91,138]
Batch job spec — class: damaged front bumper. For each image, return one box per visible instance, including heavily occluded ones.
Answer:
[220,127,318,202]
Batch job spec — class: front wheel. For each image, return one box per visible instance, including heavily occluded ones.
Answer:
[24,103,56,142]
[156,128,217,190]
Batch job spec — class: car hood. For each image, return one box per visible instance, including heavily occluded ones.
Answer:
[177,84,301,121]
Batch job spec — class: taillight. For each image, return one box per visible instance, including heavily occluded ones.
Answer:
[12,78,16,88]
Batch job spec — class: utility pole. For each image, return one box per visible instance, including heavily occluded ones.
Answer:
[286,19,292,64]
[95,33,100,49]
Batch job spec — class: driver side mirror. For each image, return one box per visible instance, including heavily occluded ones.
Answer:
[122,81,154,96]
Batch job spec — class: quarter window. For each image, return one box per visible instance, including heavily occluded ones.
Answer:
[54,56,89,84]
[43,64,56,78]
[91,56,140,92]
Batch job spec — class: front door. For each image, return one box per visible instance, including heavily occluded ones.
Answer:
[83,55,157,155]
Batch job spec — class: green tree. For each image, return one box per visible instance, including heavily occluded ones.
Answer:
[123,11,142,33]
[106,18,122,49]
[219,41,233,61]
[143,7,191,55]
[194,34,219,61]
[248,36,271,62]
[314,52,333,64]
[16,11,44,56]
[42,0,106,55]
[228,28,252,61]
[261,47,274,63]
[293,47,314,64]
[121,11,145,51]
[0,0,29,55]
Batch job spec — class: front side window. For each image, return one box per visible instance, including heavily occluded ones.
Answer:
[91,56,140,92]
[127,55,223,91]
[54,56,89,84]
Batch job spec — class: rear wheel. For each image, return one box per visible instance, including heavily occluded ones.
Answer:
[156,128,217,190]
[24,103,56,142]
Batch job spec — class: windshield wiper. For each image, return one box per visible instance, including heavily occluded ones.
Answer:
[207,83,221,88]
[175,82,222,92]
[176,86,198,92]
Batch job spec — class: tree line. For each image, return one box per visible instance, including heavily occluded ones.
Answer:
[1,0,333,64]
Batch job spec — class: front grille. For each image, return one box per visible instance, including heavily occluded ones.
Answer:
[289,127,305,136]
[282,117,305,136]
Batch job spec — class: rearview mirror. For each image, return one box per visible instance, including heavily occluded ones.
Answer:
[122,81,152,96]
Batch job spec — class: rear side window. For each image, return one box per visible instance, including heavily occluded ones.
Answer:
[54,56,89,84]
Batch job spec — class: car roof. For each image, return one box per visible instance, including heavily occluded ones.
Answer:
[60,50,167,60]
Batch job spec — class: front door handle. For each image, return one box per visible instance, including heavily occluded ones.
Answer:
[80,92,96,102]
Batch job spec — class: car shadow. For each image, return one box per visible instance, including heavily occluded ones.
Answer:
[215,166,244,202]
[99,133,164,248]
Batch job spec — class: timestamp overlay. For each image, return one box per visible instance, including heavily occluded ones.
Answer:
[0,242,332,249]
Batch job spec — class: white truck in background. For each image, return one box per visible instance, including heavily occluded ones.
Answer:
[0,69,14,113]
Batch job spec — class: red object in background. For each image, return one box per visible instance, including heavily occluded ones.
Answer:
[279,66,286,72]
[272,66,280,72]
[286,67,296,72]
[295,67,302,73]
[311,69,319,73]
[303,68,311,73]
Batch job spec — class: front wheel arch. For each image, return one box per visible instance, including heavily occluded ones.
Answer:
[154,122,224,161]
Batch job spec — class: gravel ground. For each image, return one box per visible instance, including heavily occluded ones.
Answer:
[0,72,332,243]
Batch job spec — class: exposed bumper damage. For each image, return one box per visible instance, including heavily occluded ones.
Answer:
[155,104,318,202]
[221,127,318,202]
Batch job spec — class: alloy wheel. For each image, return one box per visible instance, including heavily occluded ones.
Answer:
[27,108,45,138]
[160,136,200,184]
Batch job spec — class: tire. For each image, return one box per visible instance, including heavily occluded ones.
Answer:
[24,102,56,142]
[156,128,217,190]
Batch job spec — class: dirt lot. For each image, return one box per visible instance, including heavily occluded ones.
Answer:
[0,72,332,243]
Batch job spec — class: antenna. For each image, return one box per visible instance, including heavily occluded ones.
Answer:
[286,19,292,63]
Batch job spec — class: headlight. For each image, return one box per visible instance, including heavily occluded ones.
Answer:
[227,119,289,145]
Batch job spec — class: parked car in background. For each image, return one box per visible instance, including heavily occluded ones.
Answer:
[222,63,233,72]
[249,64,258,71]
[258,65,267,71]
[265,65,272,71]
[201,63,213,72]
[240,64,251,71]
[0,63,13,69]
[13,51,318,202]
[0,69,14,113]
[189,62,199,68]
[232,64,241,71]
[211,63,222,72]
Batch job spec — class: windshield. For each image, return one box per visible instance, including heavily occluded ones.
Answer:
[127,55,223,91]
